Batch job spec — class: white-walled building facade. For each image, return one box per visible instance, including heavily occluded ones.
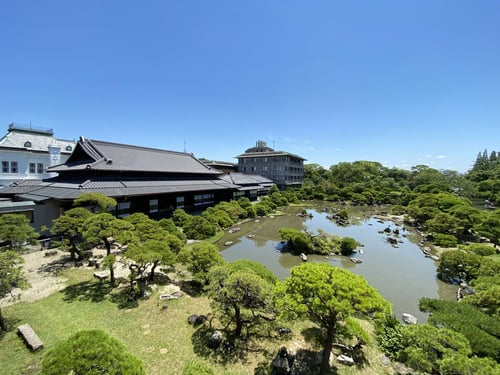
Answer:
[0,123,75,187]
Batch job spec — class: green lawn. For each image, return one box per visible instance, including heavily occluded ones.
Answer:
[1,266,391,375]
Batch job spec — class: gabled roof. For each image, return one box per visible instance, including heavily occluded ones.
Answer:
[49,137,221,175]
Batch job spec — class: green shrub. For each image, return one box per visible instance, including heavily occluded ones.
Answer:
[434,233,458,247]
[41,330,145,375]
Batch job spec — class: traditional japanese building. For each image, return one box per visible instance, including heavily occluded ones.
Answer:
[235,140,305,188]
[0,137,243,230]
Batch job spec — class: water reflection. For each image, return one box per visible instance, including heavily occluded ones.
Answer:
[218,204,457,323]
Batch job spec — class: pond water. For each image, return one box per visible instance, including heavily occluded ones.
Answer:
[217,204,457,323]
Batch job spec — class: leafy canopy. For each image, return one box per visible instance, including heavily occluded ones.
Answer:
[40,329,145,375]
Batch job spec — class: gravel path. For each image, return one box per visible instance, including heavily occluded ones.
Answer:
[0,248,70,307]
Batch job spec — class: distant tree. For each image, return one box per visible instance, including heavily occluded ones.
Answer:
[0,214,38,249]
[213,201,247,221]
[202,207,234,229]
[182,216,217,240]
[82,213,136,255]
[278,227,313,255]
[339,237,358,256]
[438,354,500,375]
[50,207,92,260]
[397,324,472,374]
[437,250,481,283]
[268,184,280,194]
[465,275,500,317]
[73,192,117,212]
[420,298,500,359]
[473,210,500,246]
[172,208,190,227]
[178,243,224,286]
[275,263,391,375]
[40,330,145,375]
[158,218,187,242]
[0,250,28,330]
[206,260,277,337]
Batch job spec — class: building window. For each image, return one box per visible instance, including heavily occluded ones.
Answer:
[264,157,268,162]
[24,141,32,148]
[149,199,158,214]
[194,193,214,207]
[251,166,256,172]
[117,202,131,218]
[65,145,73,151]
[10,161,18,173]
[176,196,185,209]
[37,163,44,174]
[2,161,9,173]
[262,166,268,172]
[29,163,36,174]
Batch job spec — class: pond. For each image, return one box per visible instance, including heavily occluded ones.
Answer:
[217,204,457,323]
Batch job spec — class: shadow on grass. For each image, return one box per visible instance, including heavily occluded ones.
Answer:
[301,326,369,371]
[62,280,115,303]
[0,315,22,342]
[191,325,254,366]
[61,279,138,309]
[177,280,203,297]
[190,322,281,374]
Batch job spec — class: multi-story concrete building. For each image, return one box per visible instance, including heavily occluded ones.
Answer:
[0,123,75,187]
[235,140,305,188]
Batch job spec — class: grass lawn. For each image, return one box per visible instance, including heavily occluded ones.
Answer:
[0,266,391,375]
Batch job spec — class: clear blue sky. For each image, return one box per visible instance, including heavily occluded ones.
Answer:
[2,1,499,173]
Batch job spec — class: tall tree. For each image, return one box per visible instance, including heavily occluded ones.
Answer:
[178,243,224,286]
[275,263,391,374]
[0,214,38,249]
[40,330,145,375]
[50,207,92,260]
[82,213,136,255]
[73,192,117,213]
[206,260,277,338]
[0,250,28,330]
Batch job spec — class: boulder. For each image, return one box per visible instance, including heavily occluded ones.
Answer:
[272,346,292,375]
[402,313,418,324]
[337,354,354,365]
[187,314,207,326]
[207,330,224,349]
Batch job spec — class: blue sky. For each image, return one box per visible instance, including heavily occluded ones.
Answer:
[1,1,499,173]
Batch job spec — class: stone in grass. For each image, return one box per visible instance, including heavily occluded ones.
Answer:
[207,330,224,349]
[187,314,207,326]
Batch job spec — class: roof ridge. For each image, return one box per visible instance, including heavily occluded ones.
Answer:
[89,138,189,155]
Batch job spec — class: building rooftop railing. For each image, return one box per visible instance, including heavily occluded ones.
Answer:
[9,123,54,135]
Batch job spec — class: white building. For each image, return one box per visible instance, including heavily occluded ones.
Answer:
[0,123,75,187]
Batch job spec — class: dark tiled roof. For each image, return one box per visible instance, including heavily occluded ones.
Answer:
[0,177,240,201]
[218,173,274,187]
[49,138,221,175]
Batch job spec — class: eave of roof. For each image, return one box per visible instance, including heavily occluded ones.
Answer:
[235,151,306,160]
[0,177,240,201]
